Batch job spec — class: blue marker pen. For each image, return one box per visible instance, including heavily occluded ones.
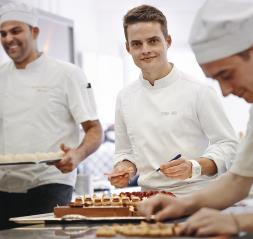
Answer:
[156,153,181,172]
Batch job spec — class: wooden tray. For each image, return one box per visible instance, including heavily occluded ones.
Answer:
[54,206,134,218]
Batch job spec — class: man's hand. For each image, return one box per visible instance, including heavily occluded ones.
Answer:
[179,208,239,236]
[107,161,136,188]
[51,144,83,173]
[160,157,192,180]
[138,194,187,221]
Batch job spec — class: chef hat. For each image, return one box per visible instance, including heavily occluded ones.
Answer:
[189,0,253,64]
[0,2,38,27]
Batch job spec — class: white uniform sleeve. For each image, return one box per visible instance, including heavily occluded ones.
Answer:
[230,106,253,177]
[197,86,238,175]
[65,67,98,124]
[114,92,135,165]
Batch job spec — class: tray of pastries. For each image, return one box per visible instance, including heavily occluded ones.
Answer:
[54,191,175,218]
[54,194,138,218]
[0,151,64,165]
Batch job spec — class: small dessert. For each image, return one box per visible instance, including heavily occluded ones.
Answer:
[69,196,83,207]
[121,196,130,207]
[93,197,102,206]
[102,196,111,206]
[83,196,93,207]
[111,196,122,206]
[130,196,140,207]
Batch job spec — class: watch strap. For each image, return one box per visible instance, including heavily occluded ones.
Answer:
[189,159,201,178]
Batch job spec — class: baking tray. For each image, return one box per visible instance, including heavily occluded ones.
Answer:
[0,158,61,166]
[10,213,147,225]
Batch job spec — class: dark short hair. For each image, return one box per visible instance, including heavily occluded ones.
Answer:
[123,5,168,41]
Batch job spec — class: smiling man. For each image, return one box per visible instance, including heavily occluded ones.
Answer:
[0,2,103,229]
[138,0,253,236]
[107,5,237,196]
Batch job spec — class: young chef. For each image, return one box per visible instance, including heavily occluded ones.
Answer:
[107,5,238,195]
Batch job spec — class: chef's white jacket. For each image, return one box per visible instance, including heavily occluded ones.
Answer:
[114,66,238,196]
[0,54,97,192]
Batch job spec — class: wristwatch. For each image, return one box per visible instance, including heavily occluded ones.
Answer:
[189,160,201,178]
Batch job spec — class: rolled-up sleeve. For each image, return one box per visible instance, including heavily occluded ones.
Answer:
[114,93,135,165]
[197,86,238,175]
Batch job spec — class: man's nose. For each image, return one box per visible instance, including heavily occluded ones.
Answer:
[220,82,233,97]
[142,42,151,54]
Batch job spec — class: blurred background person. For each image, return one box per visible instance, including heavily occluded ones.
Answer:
[0,2,102,230]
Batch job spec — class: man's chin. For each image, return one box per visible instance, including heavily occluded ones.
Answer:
[9,56,23,63]
[139,61,156,70]
[7,54,19,61]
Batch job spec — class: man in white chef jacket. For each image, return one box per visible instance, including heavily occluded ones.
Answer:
[107,5,238,195]
[138,0,253,236]
[0,2,103,229]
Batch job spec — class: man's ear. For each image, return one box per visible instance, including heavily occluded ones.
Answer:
[166,35,172,48]
[32,27,40,39]
[125,42,130,53]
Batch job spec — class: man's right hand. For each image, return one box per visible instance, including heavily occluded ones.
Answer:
[107,160,136,188]
[137,194,188,221]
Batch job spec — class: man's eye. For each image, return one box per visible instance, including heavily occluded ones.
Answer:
[221,73,233,81]
[0,32,7,38]
[11,29,21,35]
[131,42,140,47]
[149,39,158,44]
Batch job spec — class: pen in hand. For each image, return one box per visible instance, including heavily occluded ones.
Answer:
[156,153,181,172]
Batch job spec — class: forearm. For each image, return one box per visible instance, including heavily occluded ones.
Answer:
[197,157,217,176]
[77,120,103,159]
[236,213,253,233]
[182,172,252,215]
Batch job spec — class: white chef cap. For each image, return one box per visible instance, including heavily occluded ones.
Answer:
[189,0,253,64]
[0,2,38,27]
